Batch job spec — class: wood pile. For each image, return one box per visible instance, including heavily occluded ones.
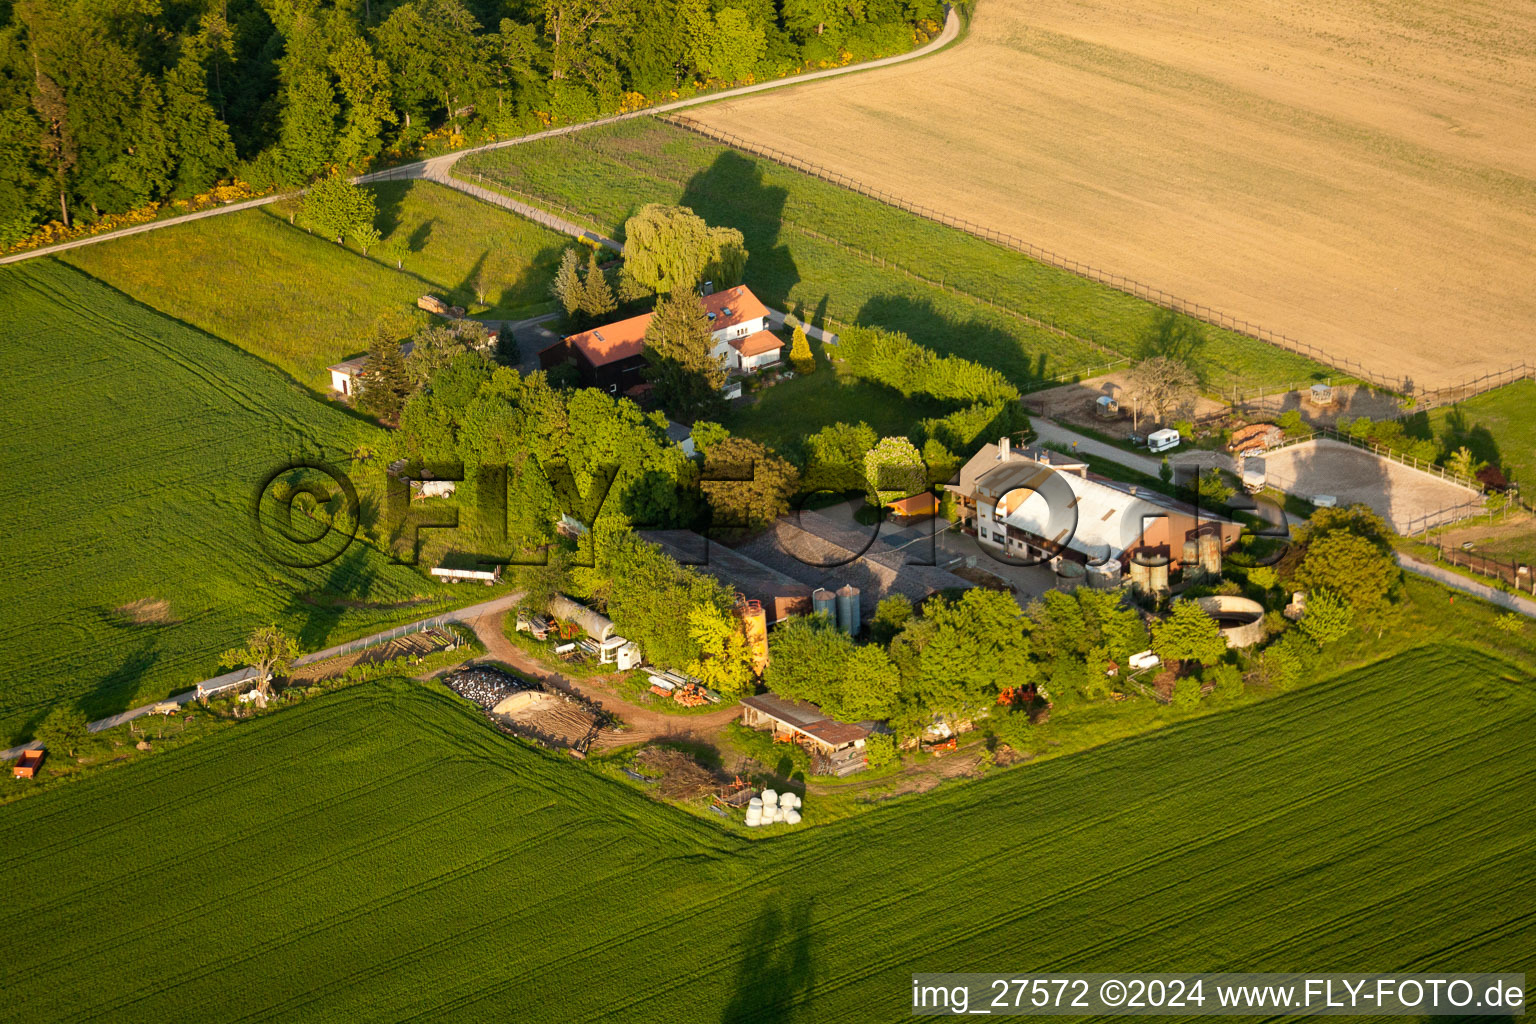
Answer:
[634,747,716,800]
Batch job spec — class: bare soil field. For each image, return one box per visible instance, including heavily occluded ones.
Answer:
[690,0,1536,388]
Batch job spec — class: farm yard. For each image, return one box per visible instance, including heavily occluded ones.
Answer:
[685,0,1536,390]
[2,646,1533,1022]
[456,118,1337,395]
[57,180,568,388]
[0,261,459,745]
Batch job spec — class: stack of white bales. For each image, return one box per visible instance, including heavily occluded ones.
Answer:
[744,788,802,827]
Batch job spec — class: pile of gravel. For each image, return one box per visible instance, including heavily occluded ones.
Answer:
[443,666,530,709]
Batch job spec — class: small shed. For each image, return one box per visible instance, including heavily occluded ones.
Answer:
[740,693,869,775]
[885,492,939,521]
[1094,394,1120,419]
[548,594,615,643]
[1308,382,1336,407]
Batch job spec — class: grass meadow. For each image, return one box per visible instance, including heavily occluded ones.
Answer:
[3,642,1532,1022]
[1424,379,1536,489]
[0,261,464,744]
[59,180,567,388]
[459,117,1337,392]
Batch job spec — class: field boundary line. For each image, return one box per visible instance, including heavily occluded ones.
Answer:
[663,113,1536,404]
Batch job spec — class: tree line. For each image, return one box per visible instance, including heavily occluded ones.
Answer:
[0,0,942,247]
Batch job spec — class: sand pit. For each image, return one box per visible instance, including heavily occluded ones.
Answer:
[688,0,1536,388]
[1264,439,1483,533]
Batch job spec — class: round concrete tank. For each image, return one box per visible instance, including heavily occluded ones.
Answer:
[1087,558,1122,589]
[835,584,861,635]
[1182,537,1200,570]
[1194,595,1266,647]
[811,587,836,621]
[1055,560,1086,592]
[1199,532,1223,575]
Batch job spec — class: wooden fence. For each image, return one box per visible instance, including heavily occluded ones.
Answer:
[1437,546,1535,594]
[663,114,1535,407]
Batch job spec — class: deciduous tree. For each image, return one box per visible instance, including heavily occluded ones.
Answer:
[1151,601,1226,667]
[219,626,300,697]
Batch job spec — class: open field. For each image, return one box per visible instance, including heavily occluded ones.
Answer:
[0,261,459,744]
[59,181,567,388]
[1423,379,1536,489]
[3,644,1533,1022]
[687,0,1536,389]
[458,118,1337,393]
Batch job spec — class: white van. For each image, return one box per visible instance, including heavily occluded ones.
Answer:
[1147,428,1181,453]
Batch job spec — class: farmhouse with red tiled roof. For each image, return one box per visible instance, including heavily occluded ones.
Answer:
[538,286,782,393]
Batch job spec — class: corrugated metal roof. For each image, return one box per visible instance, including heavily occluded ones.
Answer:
[741,693,870,747]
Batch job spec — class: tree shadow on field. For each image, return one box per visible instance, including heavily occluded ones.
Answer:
[720,900,818,1023]
[369,181,409,239]
[80,637,161,722]
[679,151,798,304]
[282,543,378,652]
[408,217,438,255]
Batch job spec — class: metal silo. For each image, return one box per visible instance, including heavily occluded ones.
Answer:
[812,587,836,621]
[835,584,861,635]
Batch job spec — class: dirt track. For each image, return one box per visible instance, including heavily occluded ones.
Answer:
[689,0,1536,388]
[455,606,740,750]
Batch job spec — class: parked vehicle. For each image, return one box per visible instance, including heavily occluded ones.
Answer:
[1147,428,1181,453]
[1242,457,1267,493]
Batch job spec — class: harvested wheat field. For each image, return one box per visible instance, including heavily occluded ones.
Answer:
[690,0,1536,388]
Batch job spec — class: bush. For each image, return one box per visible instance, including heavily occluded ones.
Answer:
[864,732,897,769]
[1277,410,1305,433]
[1171,676,1202,708]
[1206,663,1244,702]
[987,706,1036,753]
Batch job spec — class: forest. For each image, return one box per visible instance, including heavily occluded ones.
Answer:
[0,0,942,246]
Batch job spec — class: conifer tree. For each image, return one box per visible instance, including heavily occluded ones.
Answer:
[551,248,582,319]
[581,248,617,319]
[789,325,814,374]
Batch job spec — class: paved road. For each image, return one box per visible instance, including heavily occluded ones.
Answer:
[0,10,959,269]
[1,591,521,760]
[1030,417,1165,476]
[1396,553,1536,619]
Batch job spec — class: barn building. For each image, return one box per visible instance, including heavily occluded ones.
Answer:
[740,693,869,775]
[947,437,1240,571]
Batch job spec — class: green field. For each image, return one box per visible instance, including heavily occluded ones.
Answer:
[0,261,462,743]
[459,117,1337,392]
[1424,378,1536,488]
[2,643,1531,1022]
[59,180,567,388]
